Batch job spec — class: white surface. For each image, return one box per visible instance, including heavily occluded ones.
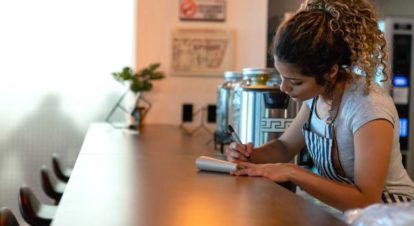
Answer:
[196,155,237,173]
[0,1,134,224]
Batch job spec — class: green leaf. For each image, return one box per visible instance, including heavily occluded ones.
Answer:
[150,72,165,80]
[111,63,164,92]
[148,63,160,71]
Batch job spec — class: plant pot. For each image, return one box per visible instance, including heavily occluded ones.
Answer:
[129,106,147,130]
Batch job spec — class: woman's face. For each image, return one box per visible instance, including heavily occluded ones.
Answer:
[274,60,325,102]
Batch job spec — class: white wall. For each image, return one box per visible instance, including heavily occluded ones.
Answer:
[0,1,135,223]
[136,0,269,125]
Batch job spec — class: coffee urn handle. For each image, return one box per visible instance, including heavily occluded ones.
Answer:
[263,91,290,109]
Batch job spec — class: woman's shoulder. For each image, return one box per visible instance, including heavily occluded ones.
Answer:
[344,78,392,106]
[341,78,397,131]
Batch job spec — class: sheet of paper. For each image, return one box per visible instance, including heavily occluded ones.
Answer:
[195,155,237,173]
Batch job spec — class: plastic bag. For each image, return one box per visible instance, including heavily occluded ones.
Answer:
[344,203,414,226]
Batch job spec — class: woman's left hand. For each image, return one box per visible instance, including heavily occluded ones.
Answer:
[232,162,297,183]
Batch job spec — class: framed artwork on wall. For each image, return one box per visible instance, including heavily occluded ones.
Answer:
[170,28,235,77]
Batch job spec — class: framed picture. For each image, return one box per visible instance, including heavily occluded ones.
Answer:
[179,0,226,22]
[171,28,235,77]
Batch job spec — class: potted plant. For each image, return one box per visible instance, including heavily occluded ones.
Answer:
[111,63,165,129]
[112,63,165,93]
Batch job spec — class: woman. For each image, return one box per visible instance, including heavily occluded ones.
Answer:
[225,0,414,211]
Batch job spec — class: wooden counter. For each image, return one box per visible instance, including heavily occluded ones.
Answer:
[51,123,347,226]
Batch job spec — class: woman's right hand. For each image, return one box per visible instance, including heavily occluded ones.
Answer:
[225,142,254,162]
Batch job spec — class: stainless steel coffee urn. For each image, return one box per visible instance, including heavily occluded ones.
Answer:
[237,68,298,147]
[215,71,242,151]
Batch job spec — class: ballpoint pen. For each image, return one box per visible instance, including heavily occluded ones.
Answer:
[227,125,251,161]
[227,124,242,144]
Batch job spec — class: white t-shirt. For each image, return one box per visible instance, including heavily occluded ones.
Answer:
[305,78,414,197]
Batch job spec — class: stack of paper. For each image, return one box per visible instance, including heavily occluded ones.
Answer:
[195,156,237,173]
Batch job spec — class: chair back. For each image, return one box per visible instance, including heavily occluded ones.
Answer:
[41,165,64,204]
[0,207,19,226]
[18,185,52,226]
[52,153,71,182]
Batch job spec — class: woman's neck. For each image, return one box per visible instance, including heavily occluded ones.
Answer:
[317,80,348,122]
[318,79,348,104]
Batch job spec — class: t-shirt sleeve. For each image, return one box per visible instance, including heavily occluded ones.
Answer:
[344,91,396,134]
[305,99,313,109]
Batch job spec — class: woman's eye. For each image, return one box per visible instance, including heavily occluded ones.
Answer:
[291,82,303,86]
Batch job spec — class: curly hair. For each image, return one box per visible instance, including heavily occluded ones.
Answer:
[273,0,388,96]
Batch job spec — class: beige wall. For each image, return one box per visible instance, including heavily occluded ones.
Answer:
[136,0,269,125]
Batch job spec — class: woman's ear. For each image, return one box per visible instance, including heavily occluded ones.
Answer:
[324,64,339,81]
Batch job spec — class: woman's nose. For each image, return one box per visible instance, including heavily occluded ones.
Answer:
[280,78,292,93]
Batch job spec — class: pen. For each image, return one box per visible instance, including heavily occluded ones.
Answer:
[227,124,242,144]
[227,125,251,161]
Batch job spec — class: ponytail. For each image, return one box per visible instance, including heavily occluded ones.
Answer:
[274,0,388,95]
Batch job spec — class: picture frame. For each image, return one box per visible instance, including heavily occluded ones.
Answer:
[170,28,235,77]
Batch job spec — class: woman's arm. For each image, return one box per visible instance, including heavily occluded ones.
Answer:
[225,102,309,163]
[235,119,393,211]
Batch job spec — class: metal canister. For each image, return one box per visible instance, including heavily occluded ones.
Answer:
[215,71,242,146]
[266,68,282,86]
[242,68,270,85]
[232,68,274,137]
[237,68,298,147]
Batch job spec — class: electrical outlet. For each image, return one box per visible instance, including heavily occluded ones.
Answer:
[182,103,193,122]
[207,104,216,123]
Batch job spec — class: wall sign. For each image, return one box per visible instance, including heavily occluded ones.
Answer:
[179,0,226,22]
[171,28,234,77]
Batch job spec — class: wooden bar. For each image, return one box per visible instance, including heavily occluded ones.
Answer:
[51,123,347,226]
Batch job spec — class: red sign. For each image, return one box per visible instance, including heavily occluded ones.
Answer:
[180,0,198,18]
[179,0,226,22]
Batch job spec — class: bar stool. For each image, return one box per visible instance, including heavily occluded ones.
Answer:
[51,153,72,183]
[18,185,57,226]
[0,207,19,226]
[40,165,66,204]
